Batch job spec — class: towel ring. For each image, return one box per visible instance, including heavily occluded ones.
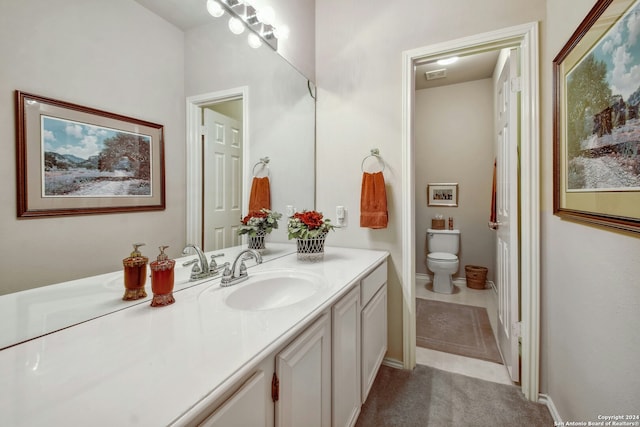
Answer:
[252,157,270,178]
[361,149,385,173]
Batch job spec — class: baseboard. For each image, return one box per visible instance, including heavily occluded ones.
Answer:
[538,393,562,423]
[416,272,430,283]
[417,272,493,290]
[382,357,404,370]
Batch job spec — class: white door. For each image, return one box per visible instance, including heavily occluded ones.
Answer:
[495,48,520,382]
[203,108,242,251]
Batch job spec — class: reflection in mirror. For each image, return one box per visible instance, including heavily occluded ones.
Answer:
[185,16,316,252]
[203,99,244,250]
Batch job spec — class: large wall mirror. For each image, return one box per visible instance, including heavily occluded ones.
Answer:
[0,0,315,350]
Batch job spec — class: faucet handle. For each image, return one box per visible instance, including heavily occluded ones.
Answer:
[182,259,198,267]
[211,261,229,275]
[222,264,232,278]
[239,261,248,277]
[188,263,202,280]
[209,253,225,270]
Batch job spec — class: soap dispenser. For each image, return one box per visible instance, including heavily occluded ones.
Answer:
[150,245,176,307]
[122,243,148,301]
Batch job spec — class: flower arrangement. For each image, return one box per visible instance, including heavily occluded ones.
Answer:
[238,209,282,236]
[287,210,335,240]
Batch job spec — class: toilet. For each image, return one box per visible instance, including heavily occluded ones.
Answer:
[426,228,460,294]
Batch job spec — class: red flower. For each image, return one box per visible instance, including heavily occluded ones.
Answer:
[294,211,325,229]
[241,210,268,224]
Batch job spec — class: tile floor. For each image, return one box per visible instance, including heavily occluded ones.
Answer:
[415,275,514,386]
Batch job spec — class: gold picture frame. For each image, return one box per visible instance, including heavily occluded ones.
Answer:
[553,0,640,234]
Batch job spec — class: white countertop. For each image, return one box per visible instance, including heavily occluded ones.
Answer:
[0,243,296,351]
[0,246,388,426]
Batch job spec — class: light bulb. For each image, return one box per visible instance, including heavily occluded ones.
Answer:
[228,16,245,34]
[256,6,275,25]
[273,25,289,40]
[206,0,224,18]
[248,33,262,48]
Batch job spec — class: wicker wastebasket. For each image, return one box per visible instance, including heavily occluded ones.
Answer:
[465,265,488,289]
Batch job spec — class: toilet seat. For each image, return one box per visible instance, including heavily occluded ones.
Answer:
[427,252,457,262]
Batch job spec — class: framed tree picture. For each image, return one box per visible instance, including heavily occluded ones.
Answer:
[553,0,640,233]
[16,91,165,218]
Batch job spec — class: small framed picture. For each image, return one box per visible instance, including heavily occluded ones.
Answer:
[427,183,458,207]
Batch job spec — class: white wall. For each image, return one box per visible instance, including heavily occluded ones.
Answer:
[316,0,544,363]
[542,0,640,419]
[415,79,496,281]
[0,0,185,294]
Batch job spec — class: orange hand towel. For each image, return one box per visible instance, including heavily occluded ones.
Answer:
[360,172,388,229]
[249,176,271,211]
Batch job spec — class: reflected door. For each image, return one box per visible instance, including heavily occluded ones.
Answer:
[203,108,242,251]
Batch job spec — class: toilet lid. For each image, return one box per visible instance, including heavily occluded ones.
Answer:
[427,252,458,261]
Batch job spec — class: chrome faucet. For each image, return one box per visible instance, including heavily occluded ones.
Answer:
[182,244,227,281]
[220,249,263,287]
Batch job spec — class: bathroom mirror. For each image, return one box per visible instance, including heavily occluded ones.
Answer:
[0,1,315,349]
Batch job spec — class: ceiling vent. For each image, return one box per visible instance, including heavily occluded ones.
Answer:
[425,68,447,80]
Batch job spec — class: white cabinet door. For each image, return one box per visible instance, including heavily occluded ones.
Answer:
[200,370,267,427]
[361,284,387,403]
[275,313,331,427]
[332,286,361,427]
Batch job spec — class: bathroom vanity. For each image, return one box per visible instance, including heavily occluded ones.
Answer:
[0,245,388,427]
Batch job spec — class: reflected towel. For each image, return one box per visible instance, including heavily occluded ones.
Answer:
[360,172,388,229]
[490,159,497,223]
[249,176,271,211]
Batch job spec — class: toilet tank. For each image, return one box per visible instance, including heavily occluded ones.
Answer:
[427,229,460,254]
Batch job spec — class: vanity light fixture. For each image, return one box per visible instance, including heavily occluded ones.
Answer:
[228,16,245,34]
[247,32,263,49]
[205,0,283,51]
[206,0,224,17]
[256,6,275,26]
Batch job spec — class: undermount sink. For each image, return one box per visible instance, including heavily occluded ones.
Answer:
[224,269,324,311]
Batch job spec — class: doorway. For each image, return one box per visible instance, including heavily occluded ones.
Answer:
[401,22,541,400]
[413,47,512,385]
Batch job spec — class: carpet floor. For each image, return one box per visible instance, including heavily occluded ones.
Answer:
[356,364,554,426]
[416,298,502,364]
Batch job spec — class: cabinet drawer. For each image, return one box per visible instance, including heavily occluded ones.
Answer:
[360,261,387,308]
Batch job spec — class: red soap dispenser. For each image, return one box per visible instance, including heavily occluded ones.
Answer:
[150,246,176,307]
[122,243,148,301]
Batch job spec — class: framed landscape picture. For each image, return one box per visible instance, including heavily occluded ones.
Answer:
[553,0,640,233]
[16,91,165,218]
